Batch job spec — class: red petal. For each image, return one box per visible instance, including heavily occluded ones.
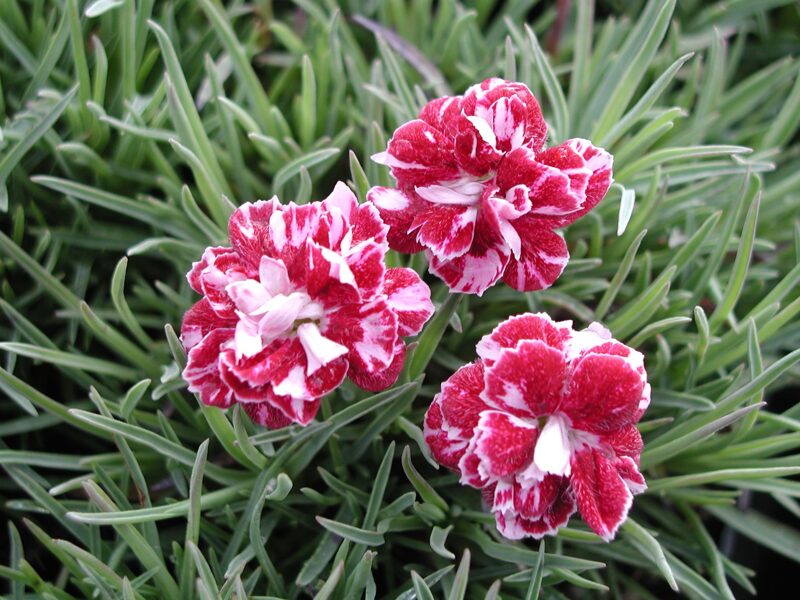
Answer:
[493,476,576,540]
[476,312,571,366]
[424,397,469,471]
[325,299,399,374]
[187,246,251,317]
[615,456,647,495]
[304,242,361,307]
[437,361,491,436]
[419,96,462,133]
[461,78,547,152]
[366,187,426,254]
[218,338,298,388]
[562,353,645,435]
[458,444,487,487]
[606,425,644,462]
[242,400,293,429]
[413,204,477,261]
[266,391,322,426]
[570,447,633,541]
[383,267,434,336]
[513,474,570,520]
[428,240,510,296]
[501,219,569,292]
[270,356,349,403]
[181,298,237,351]
[454,121,502,176]
[483,340,566,418]
[182,328,235,408]
[379,119,460,187]
[348,338,405,392]
[352,201,389,246]
[471,410,538,478]
[346,239,386,301]
[546,139,613,228]
[227,199,281,268]
[496,146,590,217]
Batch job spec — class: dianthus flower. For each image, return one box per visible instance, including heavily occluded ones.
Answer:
[424,313,649,540]
[180,183,434,428]
[368,78,612,295]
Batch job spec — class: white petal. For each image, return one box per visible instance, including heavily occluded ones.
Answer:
[226,280,270,314]
[533,415,571,476]
[415,184,481,206]
[320,246,356,285]
[256,293,306,338]
[466,115,498,149]
[259,256,290,297]
[297,323,349,375]
[272,364,309,398]
[235,319,263,359]
[498,220,522,260]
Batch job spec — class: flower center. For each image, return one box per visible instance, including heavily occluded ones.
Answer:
[226,258,348,373]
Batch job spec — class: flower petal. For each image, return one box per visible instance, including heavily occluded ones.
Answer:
[366,187,426,254]
[304,242,361,308]
[413,204,478,261]
[419,95,462,131]
[469,410,538,479]
[376,119,460,187]
[183,328,235,408]
[424,396,469,471]
[266,390,322,426]
[476,312,571,365]
[436,361,491,437]
[346,239,387,301]
[606,425,644,462]
[187,246,249,316]
[428,240,510,296]
[615,455,647,495]
[297,322,349,375]
[562,353,645,435]
[219,338,298,389]
[494,477,576,540]
[570,447,633,541]
[351,200,389,246]
[462,78,547,152]
[501,219,569,292]
[482,339,566,419]
[271,357,349,403]
[242,400,293,429]
[348,337,405,392]
[326,299,399,374]
[496,147,588,217]
[181,298,237,351]
[533,414,573,477]
[547,139,613,227]
[227,198,281,268]
[383,267,435,336]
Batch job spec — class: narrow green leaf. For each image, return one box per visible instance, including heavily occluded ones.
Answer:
[623,520,678,591]
[315,517,384,546]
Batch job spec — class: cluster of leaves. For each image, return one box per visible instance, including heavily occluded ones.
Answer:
[1,0,799,598]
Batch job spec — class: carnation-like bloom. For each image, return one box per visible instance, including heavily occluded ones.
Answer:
[367,78,613,296]
[424,313,649,540]
[180,183,434,428]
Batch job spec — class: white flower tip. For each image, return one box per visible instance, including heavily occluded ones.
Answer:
[370,151,389,165]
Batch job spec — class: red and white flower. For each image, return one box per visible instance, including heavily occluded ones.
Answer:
[180,183,434,428]
[368,78,613,296]
[424,313,649,541]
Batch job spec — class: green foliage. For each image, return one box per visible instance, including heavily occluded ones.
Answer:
[1,0,799,598]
